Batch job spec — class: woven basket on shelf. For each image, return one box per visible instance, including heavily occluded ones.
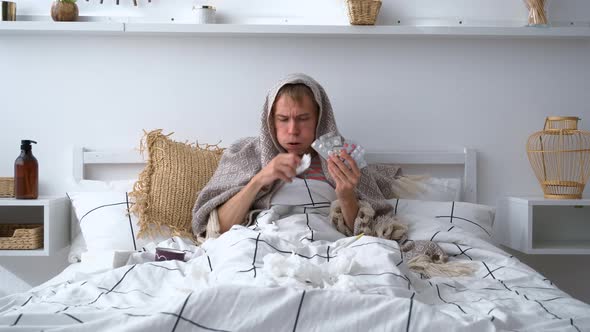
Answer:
[0,177,14,198]
[0,224,43,250]
[346,0,382,25]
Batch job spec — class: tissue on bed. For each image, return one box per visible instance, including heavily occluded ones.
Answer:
[260,250,359,291]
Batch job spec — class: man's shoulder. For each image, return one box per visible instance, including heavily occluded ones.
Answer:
[226,137,259,154]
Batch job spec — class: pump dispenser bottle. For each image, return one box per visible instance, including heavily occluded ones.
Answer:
[14,140,38,199]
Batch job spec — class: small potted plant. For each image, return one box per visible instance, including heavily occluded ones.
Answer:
[51,0,79,22]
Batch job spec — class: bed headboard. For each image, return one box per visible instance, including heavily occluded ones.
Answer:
[73,147,477,203]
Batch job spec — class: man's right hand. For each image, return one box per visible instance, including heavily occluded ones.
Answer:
[252,153,301,188]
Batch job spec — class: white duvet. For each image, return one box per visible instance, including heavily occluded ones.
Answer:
[1,179,589,331]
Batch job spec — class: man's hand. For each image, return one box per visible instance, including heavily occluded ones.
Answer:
[252,153,301,188]
[327,149,361,199]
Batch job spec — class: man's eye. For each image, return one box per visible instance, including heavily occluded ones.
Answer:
[278,118,288,122]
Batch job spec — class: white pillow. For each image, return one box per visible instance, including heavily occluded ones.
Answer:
[67,191,170,261]
[393,176,461,201]
[388,198,495,239]
[417,177,461,201]
[66,179,138,263]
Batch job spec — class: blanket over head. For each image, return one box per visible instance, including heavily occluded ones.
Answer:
[191,73,400,237]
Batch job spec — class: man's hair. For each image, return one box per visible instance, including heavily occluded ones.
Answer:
[272,84,319,114]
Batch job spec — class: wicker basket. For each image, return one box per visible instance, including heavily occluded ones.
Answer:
[0,224,43,250]
[527,117,590,199]
[0,177,14,198]
[346,0,382,25]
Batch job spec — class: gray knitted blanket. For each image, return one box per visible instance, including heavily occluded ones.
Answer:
[191,73,399,237]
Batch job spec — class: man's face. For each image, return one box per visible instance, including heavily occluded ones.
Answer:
[273,94,318,156]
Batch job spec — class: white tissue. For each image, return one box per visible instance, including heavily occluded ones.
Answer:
[295,153,311,175]
[260,249,359,291]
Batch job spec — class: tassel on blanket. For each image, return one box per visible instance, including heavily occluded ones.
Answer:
[401,239,476,278]
[407,255,477,278]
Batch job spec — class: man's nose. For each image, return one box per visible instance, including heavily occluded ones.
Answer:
[288,120,299,134]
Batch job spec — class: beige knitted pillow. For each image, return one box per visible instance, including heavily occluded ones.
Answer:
[130,129,224,239]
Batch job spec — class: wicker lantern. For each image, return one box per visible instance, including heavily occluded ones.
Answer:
[527,116,590,199]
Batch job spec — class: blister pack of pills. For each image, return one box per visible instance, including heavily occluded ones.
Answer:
[311,132,368,169]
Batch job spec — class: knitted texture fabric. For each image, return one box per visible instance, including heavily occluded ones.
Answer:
[130,129,224,239]
[191,73,401,237]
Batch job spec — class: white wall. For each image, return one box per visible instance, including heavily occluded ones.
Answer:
[1,0,590,301]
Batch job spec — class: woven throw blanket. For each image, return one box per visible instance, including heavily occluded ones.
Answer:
[191,73,401,237]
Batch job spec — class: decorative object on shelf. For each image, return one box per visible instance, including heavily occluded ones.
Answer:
[192,5,216,24]
[524,0,548,26]
[0,224,43,250]
[527,116,590,199]
[0,177,14,198]
[1,1,16,21]
[346,0,381,25]
[51,0,79,22]
[14,140,38,200]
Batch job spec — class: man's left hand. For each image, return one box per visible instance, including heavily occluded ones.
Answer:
[327,149,361,199]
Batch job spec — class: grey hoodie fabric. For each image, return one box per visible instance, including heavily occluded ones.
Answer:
[191,73,397,237]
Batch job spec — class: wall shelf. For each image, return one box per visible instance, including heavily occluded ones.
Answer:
[0,196,69,257]
[1,21,590,38]
[0,21,124,34]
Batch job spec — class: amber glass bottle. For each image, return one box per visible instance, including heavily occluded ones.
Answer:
[14,140,38,199]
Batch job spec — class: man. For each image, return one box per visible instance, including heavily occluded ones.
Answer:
[192,73,399,240]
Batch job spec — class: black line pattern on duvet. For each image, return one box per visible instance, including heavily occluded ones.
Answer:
[11,313,22,326]
[451,243,473,260]
[302,174,315,206]
[304,213,314,242]
[436,285,467,314]
[160,311,231,332]
[63,313,83,323]
[207,255,213,272]
[430,231,441,241]
[171,292,192,332]
[21,296,32,307]
[237,237,335,260]
[534,300,561,320]
[292,290,306,332]
[435,215,491,237]
[571,318,581,332]
[147,263,186,276]
[96,287,155,298]
[481,262,504,279]
[237,234,261,278]
[107,265,137,294]
[406,292,415,332]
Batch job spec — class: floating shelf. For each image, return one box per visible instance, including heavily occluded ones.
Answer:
[1,21,590,38]
[0,197,69,257]
[495,197,590,255]
[0,21,124,34]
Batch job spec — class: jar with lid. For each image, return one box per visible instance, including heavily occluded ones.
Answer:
[193,5,216,24]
